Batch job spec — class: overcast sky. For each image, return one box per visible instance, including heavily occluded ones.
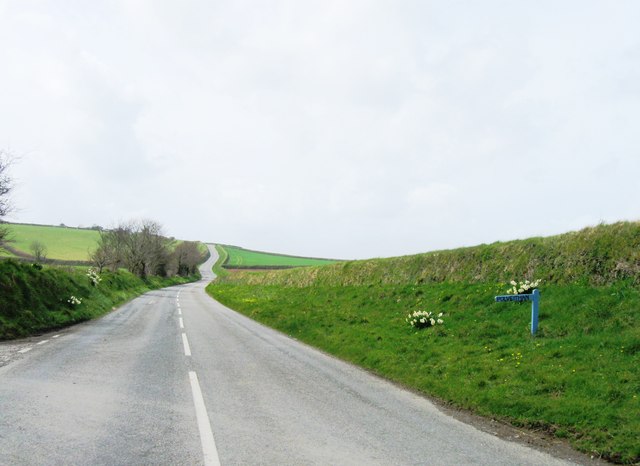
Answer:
[1,1,639,259]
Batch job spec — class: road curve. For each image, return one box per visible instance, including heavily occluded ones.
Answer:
[0,245,585,465]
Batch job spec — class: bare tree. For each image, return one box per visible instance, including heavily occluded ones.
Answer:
[138,219,170,277]
[0,150,15,245]
[89,243,110,273]
[92,226,129,272]
[30,240,47,263]
[171,241,204,276]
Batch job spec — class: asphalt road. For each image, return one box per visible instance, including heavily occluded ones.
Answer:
[0,245,585,465]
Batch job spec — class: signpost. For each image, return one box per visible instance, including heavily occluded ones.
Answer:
[495,288,540,336]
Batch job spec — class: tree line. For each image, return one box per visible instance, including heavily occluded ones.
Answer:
[91,219,206,278]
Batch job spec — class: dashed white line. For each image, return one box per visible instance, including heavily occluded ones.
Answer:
[178,309,182,316]
[182,333,192,356]
[188,371,220,466]
[52,334,60,339]
[37,340,49,345]
[179,317,184,329]
[18,347,32,354]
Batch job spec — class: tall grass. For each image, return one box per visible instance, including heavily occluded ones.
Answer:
[223,222,640,287]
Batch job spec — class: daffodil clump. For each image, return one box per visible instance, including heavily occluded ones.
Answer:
[406,310,444,329]
[507,279,541,295]
[67,295,82,305]
[86,267,102,286]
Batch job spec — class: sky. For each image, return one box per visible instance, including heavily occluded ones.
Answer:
[1,1,639,260]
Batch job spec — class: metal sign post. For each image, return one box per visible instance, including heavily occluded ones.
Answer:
[495,289,540,336]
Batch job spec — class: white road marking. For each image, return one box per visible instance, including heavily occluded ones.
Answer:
[18,347,32,354]
[188,371,220,466]
[178,309,182,316]
[182,333,192,356]
[179,317,184,329]
[37,340,49,345]
[52,334,60,339]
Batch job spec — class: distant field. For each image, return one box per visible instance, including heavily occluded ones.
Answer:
[221,245,339,269]
[2,224,99,261]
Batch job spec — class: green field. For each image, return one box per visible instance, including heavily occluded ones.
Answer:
[221,245,339,268]
[208,222,640,464]
[2,223,99,261]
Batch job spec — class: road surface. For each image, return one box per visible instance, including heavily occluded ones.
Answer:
[0,245,586,465]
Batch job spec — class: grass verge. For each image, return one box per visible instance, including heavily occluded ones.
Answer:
[1,259,197,340]
[212,244,229,279]
[207,281,639,463]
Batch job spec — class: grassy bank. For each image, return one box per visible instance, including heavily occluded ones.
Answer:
[212,244,229,278]
[225,222,640,287]
[1,259,197,340]
[207,222,640,463]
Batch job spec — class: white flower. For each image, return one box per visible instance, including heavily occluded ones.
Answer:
[68,295,82,305]
[430,318,435,326]
[437,319,444,324]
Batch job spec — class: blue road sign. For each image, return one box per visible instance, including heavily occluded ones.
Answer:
[495,294,532,303]
[495,289,540,336]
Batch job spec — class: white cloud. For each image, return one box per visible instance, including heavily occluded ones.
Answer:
[1,1,639,258]
[406,183,458,209]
